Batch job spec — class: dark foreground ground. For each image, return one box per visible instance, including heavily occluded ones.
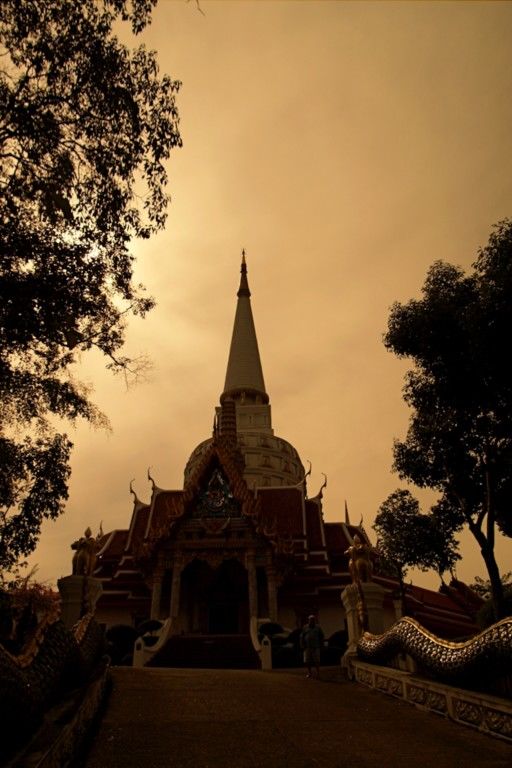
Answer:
[84,666,511,768]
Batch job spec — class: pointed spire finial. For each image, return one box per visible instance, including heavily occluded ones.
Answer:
[222,249,268,403]
[238,248,250,297]
[344,499,351,525]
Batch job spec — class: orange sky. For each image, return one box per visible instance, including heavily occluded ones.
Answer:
[30,1,512,590]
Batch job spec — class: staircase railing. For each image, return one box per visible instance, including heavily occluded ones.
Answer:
[133,617,174,667]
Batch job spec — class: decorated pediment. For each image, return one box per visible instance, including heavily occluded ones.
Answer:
[193,467,241,519]
[183,437,256,518]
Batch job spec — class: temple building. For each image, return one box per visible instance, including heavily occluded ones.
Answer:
[94,255,479,663]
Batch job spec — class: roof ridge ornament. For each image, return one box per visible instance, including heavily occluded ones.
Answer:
[315,473,327,500]
[129,479,140,505]
[147,466,156,491]
[294,459,311,493]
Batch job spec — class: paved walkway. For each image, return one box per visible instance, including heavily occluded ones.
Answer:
[84,667,511,768]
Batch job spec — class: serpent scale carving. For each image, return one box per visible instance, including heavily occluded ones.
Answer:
[357,616,512,682]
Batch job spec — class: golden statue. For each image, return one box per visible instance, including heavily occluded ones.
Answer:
[71,525,103,576]
[345,534,373,584]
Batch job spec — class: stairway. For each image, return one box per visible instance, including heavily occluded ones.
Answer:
[146,633,260,669]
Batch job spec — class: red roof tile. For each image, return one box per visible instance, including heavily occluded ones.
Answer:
[257,487,304,537]
[147,490,184,540]
[305,500,324,550]
[324,523,351,553]
[126,504,150,553]
[97,530,129,559]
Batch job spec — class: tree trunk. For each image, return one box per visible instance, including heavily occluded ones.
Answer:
[480,544,505,621]
[465,496,505,621]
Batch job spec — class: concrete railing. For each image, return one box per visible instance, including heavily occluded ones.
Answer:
[349,658,512,743]
[133,617,173,668]
[250,616,272,670]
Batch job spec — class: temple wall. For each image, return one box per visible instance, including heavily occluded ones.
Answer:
[277,600,346,638]
[317,600,345,638]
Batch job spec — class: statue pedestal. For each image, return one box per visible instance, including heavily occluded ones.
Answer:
[341,584,361,655]
[58,575,103,629]
[341,581,386,665]
[362,581,387,635]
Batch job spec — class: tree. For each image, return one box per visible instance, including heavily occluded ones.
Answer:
[374,489,460,611]
[384,221,512,619]
[469,572,512,601]
[469,573,512,627]
[0,0,181,573]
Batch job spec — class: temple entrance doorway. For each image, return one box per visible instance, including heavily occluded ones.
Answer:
[208,559,248,634]
[180,558,249,635]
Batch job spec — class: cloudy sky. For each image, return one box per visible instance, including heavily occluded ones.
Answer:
[30,0,512,590]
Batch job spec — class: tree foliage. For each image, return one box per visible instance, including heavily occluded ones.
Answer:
[374,489,460,608]
[469,572,512,601]
[469,574,512,628]
[384,220,512,618]
[0,0,181,573]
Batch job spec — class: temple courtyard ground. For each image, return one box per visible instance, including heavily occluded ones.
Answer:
[84,666,511,767]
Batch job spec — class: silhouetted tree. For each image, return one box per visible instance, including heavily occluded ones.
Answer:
[469,574,512,628]
[374,489,460,611]
[384,220,512,619]
[0,0,181,572]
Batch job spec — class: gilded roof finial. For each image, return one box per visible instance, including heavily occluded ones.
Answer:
[345,499,351,525]
[147,466,156,491]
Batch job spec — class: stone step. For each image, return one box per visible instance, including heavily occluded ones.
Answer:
[147,633,260,669]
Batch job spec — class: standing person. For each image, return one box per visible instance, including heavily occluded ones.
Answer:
[301,614,324,679]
